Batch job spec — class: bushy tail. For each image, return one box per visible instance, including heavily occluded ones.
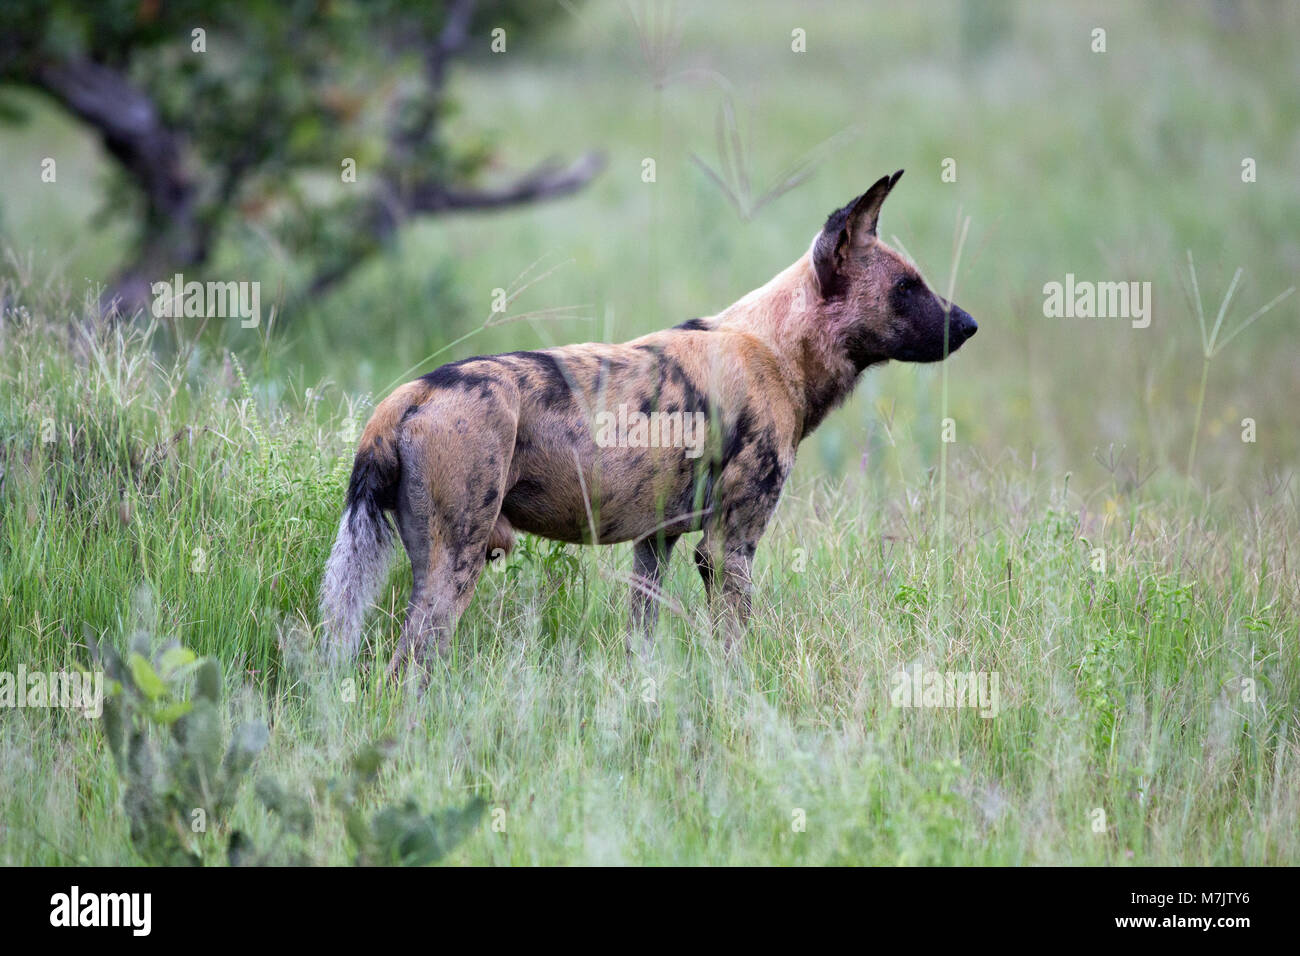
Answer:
[319,457,397,663]
[320,381,428,662]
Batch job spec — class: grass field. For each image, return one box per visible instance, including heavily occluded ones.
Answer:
[1,0,1298,865]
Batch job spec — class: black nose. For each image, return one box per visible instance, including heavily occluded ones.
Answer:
[950,306,977,339]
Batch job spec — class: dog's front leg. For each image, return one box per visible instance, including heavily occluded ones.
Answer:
[717,544,756,650]
[628,533,679,652]
[692,540,715,601]
[694,534,754,650]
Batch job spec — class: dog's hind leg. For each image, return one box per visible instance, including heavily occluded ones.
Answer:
[388,479,507,676]
[388,528,488,677]
[386,391,518,678]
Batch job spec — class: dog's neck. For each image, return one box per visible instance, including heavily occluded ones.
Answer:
[710,252,872,440]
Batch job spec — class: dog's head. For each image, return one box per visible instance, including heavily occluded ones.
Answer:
[810,171,976,368]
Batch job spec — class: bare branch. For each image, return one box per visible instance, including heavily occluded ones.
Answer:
[305,152,604,301]
[407,152,606,213]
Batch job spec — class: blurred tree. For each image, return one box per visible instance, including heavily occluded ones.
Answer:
[0,0,603,315]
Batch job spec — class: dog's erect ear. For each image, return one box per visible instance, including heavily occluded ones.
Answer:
[844,169,903,242]
[812,169,904,297]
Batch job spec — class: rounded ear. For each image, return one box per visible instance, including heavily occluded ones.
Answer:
[812,169,904,297]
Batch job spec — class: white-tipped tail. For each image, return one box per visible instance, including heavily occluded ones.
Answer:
[319,506,394,663]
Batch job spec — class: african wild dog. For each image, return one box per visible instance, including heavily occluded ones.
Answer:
[320,170,977,673]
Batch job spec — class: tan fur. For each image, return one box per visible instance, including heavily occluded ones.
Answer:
[357,379,432,473]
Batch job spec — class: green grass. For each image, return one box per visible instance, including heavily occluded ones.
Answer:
[1,274,1296,865]
[1,0,1299,865]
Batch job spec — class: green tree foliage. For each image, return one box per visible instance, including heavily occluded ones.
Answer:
[0,0,601,313]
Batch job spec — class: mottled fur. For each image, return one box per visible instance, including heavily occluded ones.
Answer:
[319,171,977,673]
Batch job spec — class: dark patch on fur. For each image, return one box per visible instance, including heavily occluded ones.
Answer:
[801,376,852,439]
[751,440,784,501]
[418,358,499,400]
[499,350,574,406]
[344,452,399,535]
[674,317,710,331]
[843,322,886,373]
[719,406,755,472]
[501,477,563,533]
[659,355,711,421]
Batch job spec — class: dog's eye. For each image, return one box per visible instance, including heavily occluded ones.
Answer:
[893,275,916,293]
